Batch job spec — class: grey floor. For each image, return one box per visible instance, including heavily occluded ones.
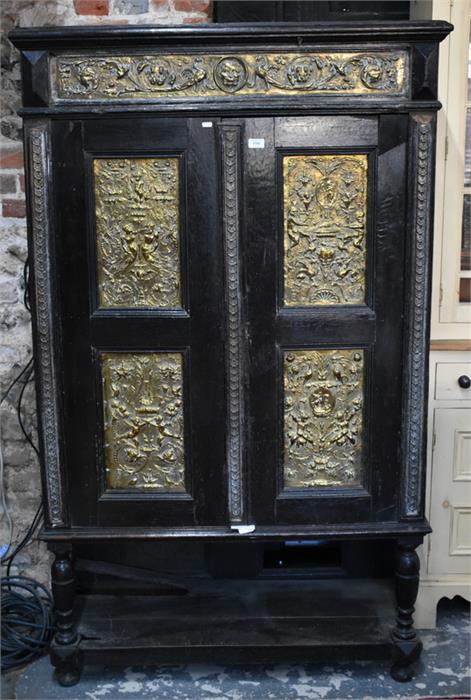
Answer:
[3,597,470,700]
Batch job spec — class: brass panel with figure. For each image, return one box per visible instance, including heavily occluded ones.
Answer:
[94,157,181,309]
[283,154,368,306]
[101,352,186,491]
[283,348,364,489]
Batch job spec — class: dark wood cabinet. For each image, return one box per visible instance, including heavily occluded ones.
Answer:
[11,20,452,686]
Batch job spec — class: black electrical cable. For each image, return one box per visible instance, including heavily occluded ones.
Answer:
[1,576,54,672]
[16,361,39,458]
[0,260,33,407]
[0,357,34,406]
[3,505,44,578]
[23,257,31,313]
[1,352,43,575]
[1,255,54,675]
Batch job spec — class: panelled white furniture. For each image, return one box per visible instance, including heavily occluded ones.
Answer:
[416,350,471,627]
[414,0,471,628]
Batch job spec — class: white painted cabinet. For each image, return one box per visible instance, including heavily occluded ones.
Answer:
[416,352,471,628]
[429,408,471,571]
[413,0,471,628]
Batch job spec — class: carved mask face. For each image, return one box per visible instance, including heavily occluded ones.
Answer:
[294,63,313,83]
[219,60,243,87]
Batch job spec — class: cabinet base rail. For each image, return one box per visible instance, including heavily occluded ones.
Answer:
[48,544,423,687]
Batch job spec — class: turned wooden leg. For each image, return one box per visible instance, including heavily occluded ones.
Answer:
[50,545,82,687]
[390,539,422,682]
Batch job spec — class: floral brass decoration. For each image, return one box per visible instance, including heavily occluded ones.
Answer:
[101,352,186,491]
[94,157,181,309]
[54,52,406,100]
[283,154,368,306]
[283,349,364,488]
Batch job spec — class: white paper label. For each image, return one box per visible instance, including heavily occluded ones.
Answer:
[230,524,256,534]
[248,138,265,149]
[202,121,213,128]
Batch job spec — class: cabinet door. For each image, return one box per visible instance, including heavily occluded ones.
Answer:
[429,408,471,575]
[51,117,227,527]
[243,116,407,526]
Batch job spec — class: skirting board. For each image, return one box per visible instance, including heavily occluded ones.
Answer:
[415,577,471,628]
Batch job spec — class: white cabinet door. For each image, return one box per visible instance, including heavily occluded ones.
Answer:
[429,408,471,575]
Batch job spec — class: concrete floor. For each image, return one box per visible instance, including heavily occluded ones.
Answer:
[2,597,470,700]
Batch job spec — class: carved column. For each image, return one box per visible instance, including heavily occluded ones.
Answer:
[50,546,81,686]
[390,540,422,682]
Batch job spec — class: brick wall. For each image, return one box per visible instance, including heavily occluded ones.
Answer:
[0,0,213,584]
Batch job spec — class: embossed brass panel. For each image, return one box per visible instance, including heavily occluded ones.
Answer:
[283,154,368,306]
[94,157,181,309]
[101,352,186,491]
[54,52,407,101]
[283,349,364,488]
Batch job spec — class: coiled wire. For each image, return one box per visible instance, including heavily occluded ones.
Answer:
[1,576,54,672]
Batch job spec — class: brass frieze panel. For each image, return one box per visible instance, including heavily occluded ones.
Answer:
[283,154,368,306]
[283,349,364,489]
[101,352,186,491]
[94,157,181,309]
[54,52,407,100]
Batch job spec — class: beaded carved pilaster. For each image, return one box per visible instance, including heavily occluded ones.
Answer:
[27,123,64,526]
[401,115,435,519]
[221,124,244,523]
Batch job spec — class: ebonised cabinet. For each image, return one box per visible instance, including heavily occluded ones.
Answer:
[10,20,452,686]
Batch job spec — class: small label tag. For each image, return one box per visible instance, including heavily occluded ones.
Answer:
[230,524,256,534]
[248,138,265,149]
[202,121,213,128]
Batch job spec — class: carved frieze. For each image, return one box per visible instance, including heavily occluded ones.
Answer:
[101,352,186,491]
[283,349,364,489]
[54,52,407,101]
[94,157,181,309]
[283,154,368,306]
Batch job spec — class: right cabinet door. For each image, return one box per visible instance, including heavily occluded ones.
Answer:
[429,407,471,574]
[243,115,408,526]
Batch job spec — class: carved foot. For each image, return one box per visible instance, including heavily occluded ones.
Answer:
[50,640,82,687]
[55,667,81,687]
[390,662,414,682]
[390,637,422,682]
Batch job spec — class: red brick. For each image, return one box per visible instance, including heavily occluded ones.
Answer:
[151,0,170,6]
[74,0,109,15]
[174,0,210,12]
[3,199,26,218]
[0,147,24,170]
[19,174,25,192]
[182,14,209,23]
[0,174,16,194]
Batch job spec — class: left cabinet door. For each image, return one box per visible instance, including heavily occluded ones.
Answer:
[50,117,228,528]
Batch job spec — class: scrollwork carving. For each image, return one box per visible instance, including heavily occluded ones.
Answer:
[221,125,244,522]
[54,52,407,101]
[283,349,364,489]
[28,125,64,526]
[101,352,186,491]
[283,154,368,306]
[94,157,181,309]
[402,116,433,518]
